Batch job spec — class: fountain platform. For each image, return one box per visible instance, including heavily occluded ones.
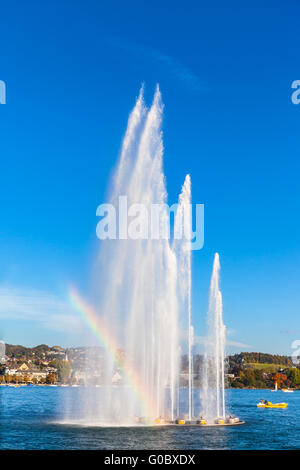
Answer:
[137,418,245,427]
[156,422,245,427]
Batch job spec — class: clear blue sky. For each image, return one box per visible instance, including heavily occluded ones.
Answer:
[0,0,299,354]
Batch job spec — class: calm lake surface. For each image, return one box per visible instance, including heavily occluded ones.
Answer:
[1,387,299,449]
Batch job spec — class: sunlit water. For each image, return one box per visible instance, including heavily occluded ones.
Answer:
[1,387,299,449]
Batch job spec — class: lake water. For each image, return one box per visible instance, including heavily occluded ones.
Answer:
[1,387,299,449]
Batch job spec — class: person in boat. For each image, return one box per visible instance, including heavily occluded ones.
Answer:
[259,399,269,405]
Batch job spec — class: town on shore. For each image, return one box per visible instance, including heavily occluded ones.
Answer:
[0,344,299,390]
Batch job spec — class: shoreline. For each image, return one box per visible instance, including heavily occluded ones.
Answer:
[1,383,299,391]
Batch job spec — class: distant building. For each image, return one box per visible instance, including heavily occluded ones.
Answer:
[5,367,18,376]
[4,362,48,381]
[112,372,122,384]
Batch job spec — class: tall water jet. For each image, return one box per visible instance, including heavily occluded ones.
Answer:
[80,85,189,425]
[201,253,226,423]
[174,175,193,420]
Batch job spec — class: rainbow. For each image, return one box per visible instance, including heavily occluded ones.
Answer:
[69,286,156,419]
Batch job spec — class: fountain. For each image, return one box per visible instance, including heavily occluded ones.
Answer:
[201,253,226,424]
[76,86,182,425]
[200,253,244,426]
[70,86,243,427]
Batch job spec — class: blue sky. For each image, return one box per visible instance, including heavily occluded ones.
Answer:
[0,0,299,354]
